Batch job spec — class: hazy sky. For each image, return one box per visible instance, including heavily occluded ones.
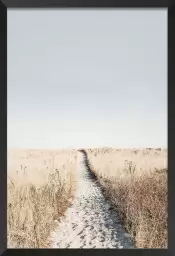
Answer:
[8,9,167,149]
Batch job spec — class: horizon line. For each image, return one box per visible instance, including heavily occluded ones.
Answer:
[8,146,168,151]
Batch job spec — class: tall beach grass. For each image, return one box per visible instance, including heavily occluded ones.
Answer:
[7,149,77,248]
[87,148,167,248]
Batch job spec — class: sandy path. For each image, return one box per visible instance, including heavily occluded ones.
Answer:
[51,151,134,249]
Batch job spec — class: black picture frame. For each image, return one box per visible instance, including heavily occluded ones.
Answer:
[1,1,173,255]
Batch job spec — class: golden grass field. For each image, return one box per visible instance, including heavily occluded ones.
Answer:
[7,149,77,248]
[8,147,167,248]
[87,148,168,248]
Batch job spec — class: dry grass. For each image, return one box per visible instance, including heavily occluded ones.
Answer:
[7,149,77,248]
[87,148,168,248]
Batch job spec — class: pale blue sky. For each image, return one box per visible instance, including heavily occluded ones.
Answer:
[8,9,167,149]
